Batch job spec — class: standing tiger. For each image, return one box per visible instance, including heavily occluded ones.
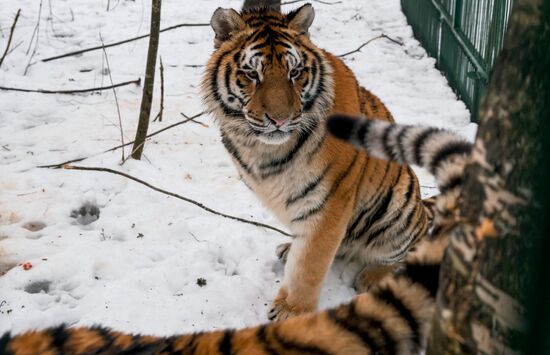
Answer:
[1,119,472,354]
[202,4,431,320]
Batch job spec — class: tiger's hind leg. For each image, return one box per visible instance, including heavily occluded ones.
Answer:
[354,263,399,293]
[275,242,291,263]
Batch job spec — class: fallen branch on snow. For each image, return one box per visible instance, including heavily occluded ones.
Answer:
[180,112,209,127]
[0,78,141,94]
[37,111,206,169]
[41,22,209,63]
[63,164,291,237]
[338,34,404,57]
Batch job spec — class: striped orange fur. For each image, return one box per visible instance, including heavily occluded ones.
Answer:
[1,235,444,355]
[326,114,472,236]
[201,4,430,320]
[1,112,474,355]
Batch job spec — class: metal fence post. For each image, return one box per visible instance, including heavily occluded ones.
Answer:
[401,0,513,122]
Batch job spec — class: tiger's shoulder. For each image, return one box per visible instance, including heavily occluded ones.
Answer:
[320,49,395,123]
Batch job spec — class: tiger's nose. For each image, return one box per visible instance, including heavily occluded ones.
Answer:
[265,113,290,127]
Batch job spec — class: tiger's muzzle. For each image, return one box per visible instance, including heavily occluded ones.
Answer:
[245,111,303,144]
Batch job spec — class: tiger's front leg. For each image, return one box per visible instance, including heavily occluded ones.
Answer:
[268,213,349,321]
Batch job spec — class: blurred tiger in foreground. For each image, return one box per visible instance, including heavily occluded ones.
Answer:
[202,3,433,321]
[1,117,472,354]
[0,243,439,355]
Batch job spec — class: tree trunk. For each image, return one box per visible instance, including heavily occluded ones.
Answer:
[242,0,281,12]
[427,0,549,353]
[131,0,161,160]
[523,2,550,353]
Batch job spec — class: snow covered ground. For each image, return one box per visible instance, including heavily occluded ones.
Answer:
[0,0,476,336]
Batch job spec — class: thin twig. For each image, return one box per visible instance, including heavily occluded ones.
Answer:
[180,112,209,128]
[337,34,404,57]
[37,111,205,169]
[41,22,209,63]
[0,78,140,94]
[25,2,42,54]
[25,0,43,75]
[6,40,24,56]
[63,164,291,236]
[46,0,58,38]
[0,9,21,68]
[153,56,164,122]
[121,139,144,165]
[282,0,342,5]
[100,33,125,162]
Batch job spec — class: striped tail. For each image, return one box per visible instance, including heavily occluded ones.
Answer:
[327,114,471,195]
[1,245,442,355]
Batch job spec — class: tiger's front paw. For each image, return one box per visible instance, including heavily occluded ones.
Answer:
[268,298,297,321]
[267,288,315,321]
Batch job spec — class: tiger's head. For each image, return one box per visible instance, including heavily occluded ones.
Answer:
[202,4,334,145]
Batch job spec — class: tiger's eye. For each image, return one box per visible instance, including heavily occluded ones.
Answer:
[290,68,302,79]
[246,71,259,81]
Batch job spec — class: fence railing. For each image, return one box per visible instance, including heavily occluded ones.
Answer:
[401,0,513,121]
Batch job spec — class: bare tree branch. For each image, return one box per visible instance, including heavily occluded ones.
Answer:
[63,164,291,237]
[338,34,404,57]
[153,56,165,123]
[100,33,125,162]
[0,78,140,94]
[41,22,208,63]
[24,0,43,75]
[0,9,21,68]
[180,112,209,127]
[6,40,24,56]
[37,112,205,169]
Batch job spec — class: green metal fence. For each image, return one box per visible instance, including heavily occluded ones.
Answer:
[401,0,513,121]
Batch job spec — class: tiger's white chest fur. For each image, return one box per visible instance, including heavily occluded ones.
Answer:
[220,122,329,236]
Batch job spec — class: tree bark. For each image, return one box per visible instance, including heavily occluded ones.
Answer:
[131,0,162,160]
[427,0,549,353]
[242,0,281,12]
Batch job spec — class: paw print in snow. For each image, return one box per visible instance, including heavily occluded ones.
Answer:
[70,202,100,225]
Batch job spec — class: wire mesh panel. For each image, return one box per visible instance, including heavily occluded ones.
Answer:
[401,0,513,121]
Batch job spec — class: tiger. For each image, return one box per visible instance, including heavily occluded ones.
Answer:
[201,3,432,321]
[1,118,473,354]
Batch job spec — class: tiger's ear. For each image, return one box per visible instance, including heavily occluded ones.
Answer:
[287,4,315,35]
[210,8,246,48]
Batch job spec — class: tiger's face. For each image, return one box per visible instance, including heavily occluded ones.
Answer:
[203,4,333,145]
